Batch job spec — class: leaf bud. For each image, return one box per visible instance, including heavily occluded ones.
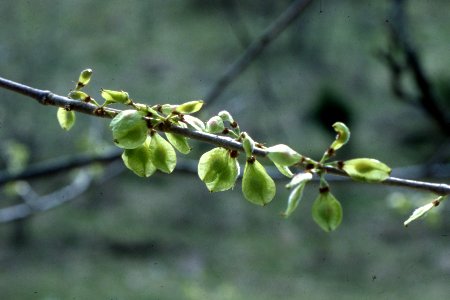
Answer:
[266,144,302,166]
[330,122,350,151]
[183,115,205,131]
[206,116,225,133]
[218,110,234,123]
[68,90,89,101]
[241,132,255,157]
[101,89,130,105]
[110,110,148,149]
[76,68,93,89]
[175,100,204,114]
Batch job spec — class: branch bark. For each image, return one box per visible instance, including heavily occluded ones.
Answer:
[1,76,449,196]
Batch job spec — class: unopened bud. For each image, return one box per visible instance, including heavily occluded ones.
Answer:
[101,89,130,105]
[206,116,225,133]
[76,68,93,89]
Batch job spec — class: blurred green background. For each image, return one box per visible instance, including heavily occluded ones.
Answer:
[1,0,449,299]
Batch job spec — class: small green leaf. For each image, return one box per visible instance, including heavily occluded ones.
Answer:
[183,115,205,131]
[198,147,239,192]
[165,132,191,154]
[283,181,307,218]
[159,104,178,115]
[242,159,276,206]
[330,122,350,151]
[242,132,255,157]
[286,172,313,189]
[206,116,225,133]
[312,190,343,232]
[121,137,156,177]
[273,162,294,178]
[68,90,89,101]
[266,144,302,166]
[76,68,93,89]
[175,100,204,114]
[149,133,177,173]
[404,196,444,227]
[57,107,76,131]
[342,158,391,182]
[110,110,148,149]
[101,89,130,105]
[218,110,234,123]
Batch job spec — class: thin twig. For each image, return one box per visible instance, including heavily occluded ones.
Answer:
[205,0,314,104]
[0,76,449,196]
[385,0,450,135]
[0,171,92,223]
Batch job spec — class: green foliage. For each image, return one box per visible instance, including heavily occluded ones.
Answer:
[341,158,391,183]
[121,137,156,177]
[198,147,239,192]
[54,68,444,232]
[175,100,204,114]
[404,196,446,227]
[205,116,225,133]
[330,122,350,151]
[76,68,92,89]
[282,172,312,217]
[110,110,148,149]
[312,189,343,232]
[56,107,76,131]
[101,89,130,105]
[148,132,177,174]
[242,158,276,206]
[165,132,191,154]
[266,144,302,166]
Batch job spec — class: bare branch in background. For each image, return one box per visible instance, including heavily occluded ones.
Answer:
[205,0,314,105]
[0,171,92,223]
[379,0,450,135]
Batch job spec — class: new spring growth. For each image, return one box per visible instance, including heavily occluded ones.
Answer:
[198,147,240,192]
[76,68,93,89]
[242,158,276,206]
[340,158,391,183]
[241,132,255,157]
[403,195,446,227]
[266,144,302,166]
[283,172,313,217]
[122,137,156,177]
[312,187,343,232]
[330,122,350,151]
[57,107,76,131]
[206,116,225,133]
[218,110,234,123]
[174,100,204,114]
[101,89,131,105]
[110,110,148,149]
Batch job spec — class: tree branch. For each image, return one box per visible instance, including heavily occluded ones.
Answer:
[0,76,449,196]
[205,0,314,104]
[383,0,450,135]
